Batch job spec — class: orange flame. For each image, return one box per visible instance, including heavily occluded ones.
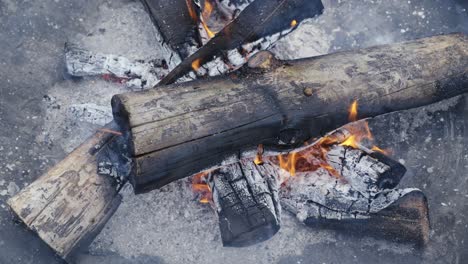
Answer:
[191,172,212,204]
[254,144,264,165]
[278,152,298,176]
[201,20,216,39]
[192,58,202,71]
[349,100,358,122]
[290,20,298,27]
[202,0,214,21]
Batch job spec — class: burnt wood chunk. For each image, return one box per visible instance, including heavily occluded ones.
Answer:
[303,190,430,246]
[326,145,406,198]
[209,160,281,247]
[141,0,200,57]
[7,126,123,259]
[111,33,468,193]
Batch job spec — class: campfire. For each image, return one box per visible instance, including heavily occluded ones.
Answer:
[6,0,468,261]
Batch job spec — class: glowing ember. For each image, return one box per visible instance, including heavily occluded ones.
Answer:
[290,19,298,27]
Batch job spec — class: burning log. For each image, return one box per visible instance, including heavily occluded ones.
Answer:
[112,33,468,193]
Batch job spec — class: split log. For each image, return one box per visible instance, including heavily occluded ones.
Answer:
[7,126,123,259]
[111,33,468,193]
[208,160,281,247]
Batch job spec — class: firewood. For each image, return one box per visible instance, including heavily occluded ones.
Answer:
[7,127,123,259]
[208,160,281,247]
[111,33,468,193]
[141,0,201,58]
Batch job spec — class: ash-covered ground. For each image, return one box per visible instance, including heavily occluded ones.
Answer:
[0,0,467,263]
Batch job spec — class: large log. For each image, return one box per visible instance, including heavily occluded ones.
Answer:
[111,33,468,193]
[7,127,123,259]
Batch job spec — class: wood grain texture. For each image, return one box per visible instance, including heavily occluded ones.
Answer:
[112,33,468,193]
[7,129,122,258]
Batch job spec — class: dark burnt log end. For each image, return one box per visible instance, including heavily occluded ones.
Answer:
[326,145,406,198]
[369,151,406,189]
[303,190,430,246]
[111,33,468,193]
[209,161,281,247]
[141,0,200,57]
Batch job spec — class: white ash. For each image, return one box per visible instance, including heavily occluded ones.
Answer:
[65,45,168,90]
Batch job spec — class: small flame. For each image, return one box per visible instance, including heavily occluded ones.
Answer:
[202,0,214,21]
[191,172,212,204]
[254,144,264,165]
[290,20,298,27]
[371,145,392,155]
[192,58,202,71]
[278,152,298,176]
[201,20,216,39]
[349,100,358,122]
[340,135,358,148]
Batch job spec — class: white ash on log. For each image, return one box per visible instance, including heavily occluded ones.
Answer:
[111,33,468,193]
[326,145,406,198]
[65,44,170,90]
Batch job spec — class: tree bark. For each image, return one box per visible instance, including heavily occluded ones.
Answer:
[112,33,468,193]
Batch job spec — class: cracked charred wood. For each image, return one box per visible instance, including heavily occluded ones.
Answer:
[326,145,406,198]
[111,33,468,193]
[7,126,123,259]
[208,160,281,247]
[255,161,428,245]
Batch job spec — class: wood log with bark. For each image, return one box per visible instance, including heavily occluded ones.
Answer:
[112,33,468,194]
[7,127,123,259]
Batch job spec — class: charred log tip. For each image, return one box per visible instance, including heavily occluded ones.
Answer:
[303,190,429,246]
[220,210,281,247]
[372,190,430,247]
[370,152,407,189]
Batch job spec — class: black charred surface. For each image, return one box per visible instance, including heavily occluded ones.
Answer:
[211,162,280,247]
[141,0,201,58]
[304,191,430,246]
[370,152,407,190]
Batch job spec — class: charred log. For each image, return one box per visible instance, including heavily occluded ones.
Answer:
[301,190,430,246]
[111,33,468,193]
[208,160,281,247]
[141,0,201,58]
